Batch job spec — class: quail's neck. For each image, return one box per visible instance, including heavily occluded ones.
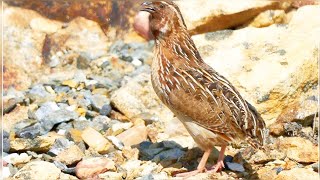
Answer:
[155,29,203,66]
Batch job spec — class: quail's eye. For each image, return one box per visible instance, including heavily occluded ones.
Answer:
[159,4,165,8]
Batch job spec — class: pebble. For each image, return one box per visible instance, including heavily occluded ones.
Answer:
[75,157,116,179]
[225,162,245,172]
[3,136,10,153]
[91,116,110,131]
[39,109,78,134]
[66,129,83,143]
[27,84,56,104]
[54,86,70,93]
[15,120,40,139]
[81,127,113,154]
[98,172,124,180]
[3,153,32,165]
[48,138,74,156]
[62,79,78,88]
[55,145,84,165]
[34,101,59,120]
[100,104,112,116]
[111,121,133,133]
[117,124,148,147]
[107,136,125,150]
[13,161,61,179]
[88,94,110,112]
[10,135,59,152]
[54,161,76,174]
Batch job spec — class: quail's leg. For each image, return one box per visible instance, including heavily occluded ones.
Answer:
[175,149,211,178]
[209,145,227,172]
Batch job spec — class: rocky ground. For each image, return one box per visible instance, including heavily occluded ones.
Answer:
[2,0,319,179]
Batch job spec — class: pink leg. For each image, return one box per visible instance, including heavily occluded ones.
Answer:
[175,149,211,178]
[209,145,227,172]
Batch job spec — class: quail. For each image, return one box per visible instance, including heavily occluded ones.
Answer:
[140,1,268,177]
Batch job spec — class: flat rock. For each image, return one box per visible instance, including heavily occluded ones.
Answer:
[75,157,115,179]
[276,137,318,163]
[275,168,319,180]
[10,135,60,152]
[55,145,84,165]
[13,161,61,179]
[175,0,286,35]
[116,124,148,147]
[250,149,286,164]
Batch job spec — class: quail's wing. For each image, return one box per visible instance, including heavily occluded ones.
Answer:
[167,65,250,139]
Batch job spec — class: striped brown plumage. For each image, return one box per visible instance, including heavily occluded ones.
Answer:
[141,1,268,177]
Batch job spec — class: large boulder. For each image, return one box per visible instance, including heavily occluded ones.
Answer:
[176,0,288,35]
[192,5,320,125]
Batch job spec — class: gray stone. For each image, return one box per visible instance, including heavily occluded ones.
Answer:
[87,94,110,112]
[14,119,41,139]
[48,138,74,156]
[226,162,245,172]
[3,87,25,113]
[284,122,302,137]
[140,148,165,160]
[109,41,153,63]
[152,148,185,162]
[28,85,55,104]
[3,132,10,153]
[77,55,90,69]
[56,122,73,131]
[2,138,10,153]
[35,101,60,121]
[40,109,78,134]
[54,86,70,93]
[91,116,110,131]
[99,104,112,116]
[54,161,76,174]
[72,120,92,131]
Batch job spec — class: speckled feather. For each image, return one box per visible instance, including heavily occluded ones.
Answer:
[147,0,267,150]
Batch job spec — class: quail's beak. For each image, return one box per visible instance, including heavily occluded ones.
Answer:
[140,2,156,13]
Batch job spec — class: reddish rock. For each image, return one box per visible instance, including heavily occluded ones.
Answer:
[75,157,115,179]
